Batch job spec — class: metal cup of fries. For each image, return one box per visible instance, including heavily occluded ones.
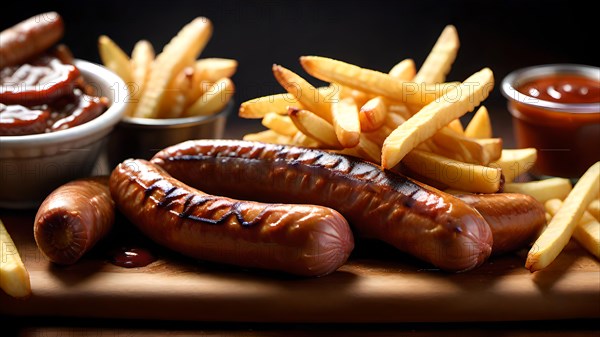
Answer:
[98,17,236,167]
[106,100,232,168]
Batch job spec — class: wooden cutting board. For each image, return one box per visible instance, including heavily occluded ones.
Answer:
[1,209,599,323]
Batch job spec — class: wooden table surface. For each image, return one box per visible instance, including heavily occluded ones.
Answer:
[2,116,599,336]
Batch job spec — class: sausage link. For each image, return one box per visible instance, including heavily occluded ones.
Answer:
[457,193,546,255]
[109,159,354,277]
[0,12,64,68]
[151,140,493,272]
[34,176,114,264]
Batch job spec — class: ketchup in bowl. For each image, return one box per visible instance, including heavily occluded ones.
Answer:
[0,54,109,136]
[502,65,600,178]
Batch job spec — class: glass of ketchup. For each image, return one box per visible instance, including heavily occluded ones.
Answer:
[501,64,600,179]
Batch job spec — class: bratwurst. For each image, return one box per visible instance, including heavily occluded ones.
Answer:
[109,159,354,277]
[151,140,493,272]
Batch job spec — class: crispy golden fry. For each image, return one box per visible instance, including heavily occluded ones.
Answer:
[388,104,413,120]
[239,93,300,118]
[381,68,494,169]
[526,162,600,271]
[195,58,238,82]
[300,56,460,107]
[288,108,342,148]
[388,59,416,80]
[339,86,372,107]
[359,96,388,132]
[340,136,382,164]
[0,219,31,298]
[474,137,503,163]
[159,66,195,118]
[272,64,332,122]
[243,129,292,144]
[504,178,573,204]
[402,149,502,193]
[588,199,600,221]
[465,106,492,139]
[431,127,486,165]
[490,148,537,183]
[291,131,321,148]
[185,77,234,116]
[413,25,459,84]
[447,119,464,134]
[98,35,133,84]
[130,40,154,91]
[262,112,298,137]
[331,91,361,148]
[134,17,213,118]
[545,199,599,259]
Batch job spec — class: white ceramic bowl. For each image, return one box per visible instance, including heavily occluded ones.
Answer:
[0,60,127,209]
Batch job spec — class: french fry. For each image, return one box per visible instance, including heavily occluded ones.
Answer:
[160,66,195,118]
[98,35,133,84]
[243,129,292,144]
[134,17,213,118]
[272,64,332,122]
[526,162,600,271]
[431,127,486,164]
[359,96,388,132]
[185,77,234,116]
[388,59,416,80]
[0,219,31,298]
[447,119,464,134]
[130,40,154,94]
[300,56,460,107]
[364,124,393,146]
[504,178,573,204]
[339,86,372,107]
[490,148,537,183]
[402,149,502,193]
[239,93,301,118]
[381,68,494,169]
[195,58,238,82]
[291,131,321,148]
[288,108,342,148]
[545,199,600,259]
[340,136,382,164]
[413,25,459,84]
[474,138,503,163]
[331,90,361,148]
[465,106,492,139]
[588,199,600,221]
[261,112,298,137]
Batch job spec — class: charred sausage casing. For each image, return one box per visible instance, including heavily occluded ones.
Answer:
[152,140,494,272]
[458,193,546,255]
[0,12,64,68]
[109,159,354,277]
[34,176,114,264]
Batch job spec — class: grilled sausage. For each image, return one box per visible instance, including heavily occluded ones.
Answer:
[457,193,546,255]
[0,12,64,68]
[34,176,114,264]
[109,159,354,277]
[151,140,494,272]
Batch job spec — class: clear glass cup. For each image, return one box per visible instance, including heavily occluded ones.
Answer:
[501,64,600,179]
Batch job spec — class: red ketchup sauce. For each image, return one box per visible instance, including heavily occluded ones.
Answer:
[511,74,600,178]
[110,247,157,268]
[0,54,108,136]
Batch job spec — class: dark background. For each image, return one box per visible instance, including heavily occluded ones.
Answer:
[3,0,598,143]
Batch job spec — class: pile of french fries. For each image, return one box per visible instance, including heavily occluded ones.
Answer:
[99,17,236,119]
[239,25,599,270]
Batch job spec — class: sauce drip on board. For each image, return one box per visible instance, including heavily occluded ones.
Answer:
[110,247,157,268]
